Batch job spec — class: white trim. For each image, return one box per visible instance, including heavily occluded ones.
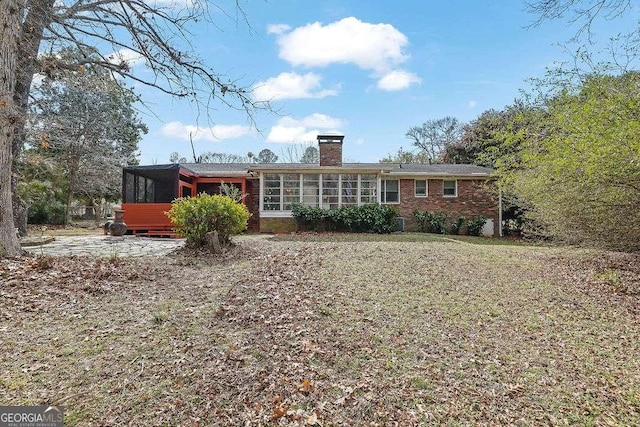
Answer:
[260,210,293,218]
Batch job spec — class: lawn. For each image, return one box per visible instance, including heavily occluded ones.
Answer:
[1,234,639,425]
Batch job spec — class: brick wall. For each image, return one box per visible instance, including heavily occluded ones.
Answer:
[394,178,499,235]
[260,217,297,233]
[319,142,343,167]
[247,178,260,231]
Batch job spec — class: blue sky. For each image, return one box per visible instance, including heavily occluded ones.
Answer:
[126,0,639,164]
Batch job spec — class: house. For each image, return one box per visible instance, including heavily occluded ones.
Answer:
[121,134,501,236]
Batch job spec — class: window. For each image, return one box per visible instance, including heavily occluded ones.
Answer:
[360,174,377,204]
[443,180,457,197]
[263,174,281,210]
[282,174,300,210]
[262,173,387,210]
[341,174,358,206]
[415,180,427,197]
[322,174,340,209]
[381,179,399,203]
[302,174,319,207]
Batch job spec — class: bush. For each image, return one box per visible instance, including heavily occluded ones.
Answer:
[467,215,487,236]
[413,210,449,234]
[18,180,66,224]
[291,204,326,231]
[291,203,398,234]
[165,193,250,246]
[413,210,429,232]
[450,215,466,235]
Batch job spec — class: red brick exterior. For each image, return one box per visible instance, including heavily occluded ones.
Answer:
[392,178,499,235]
[319,142,343,167]
[247,178,260,231]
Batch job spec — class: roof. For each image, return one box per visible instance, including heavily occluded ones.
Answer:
[125,162,494,178]
[385,163,493,176]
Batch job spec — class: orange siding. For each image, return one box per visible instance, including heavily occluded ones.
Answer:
[122,203,174,232]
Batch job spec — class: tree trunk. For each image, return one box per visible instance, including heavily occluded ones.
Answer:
[205,231,223,254]
[0,0,25,256]
[10,0,55,236]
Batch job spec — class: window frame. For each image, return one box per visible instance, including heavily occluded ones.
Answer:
[381,179,400,204]
[443,179,457,197]
[414,179,428,198]
[261,173,383,212]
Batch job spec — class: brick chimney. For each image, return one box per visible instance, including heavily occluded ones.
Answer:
[317,134,344,166]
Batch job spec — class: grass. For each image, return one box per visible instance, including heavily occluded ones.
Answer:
[1,234,638,425]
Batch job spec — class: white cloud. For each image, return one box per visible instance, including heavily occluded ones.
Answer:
[252,72,338,101]
[266,114,343,143]
[145,0,195,8]
[267,24,291,35]
[107,48,146,68]
[376,70,421,91]
[467,100,477,109]
[160,121,251,141]
[273,17,410,74]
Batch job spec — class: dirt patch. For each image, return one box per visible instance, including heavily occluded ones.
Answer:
[1,237,639,425]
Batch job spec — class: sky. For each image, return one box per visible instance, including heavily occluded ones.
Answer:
[124,0,639,165]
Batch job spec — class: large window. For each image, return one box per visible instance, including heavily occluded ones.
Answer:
[123,169,175,203]
[443,180,457,197]
[341,174,358,206]
[381,179,399,204]
[360,174,377,204]
[322,174,340,209]
[263,174,281,210]
[282,174,301,210]
[262,173,381,211]
[302,174,319,206]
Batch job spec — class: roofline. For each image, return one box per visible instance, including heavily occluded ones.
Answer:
[385,171,493,178]
[249,166,395,173]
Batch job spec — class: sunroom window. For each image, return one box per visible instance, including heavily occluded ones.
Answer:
[263,174,281,210]
[262,173,383,211]
[282,174,301,210]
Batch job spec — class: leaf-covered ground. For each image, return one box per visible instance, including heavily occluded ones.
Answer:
[1,234,639,426]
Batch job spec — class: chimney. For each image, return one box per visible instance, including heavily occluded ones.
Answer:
[317,134,344,166]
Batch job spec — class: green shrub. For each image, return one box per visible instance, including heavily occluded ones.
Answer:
[291,204,326,231]
[18,180,66,224]
[467,215,487,236]
[427,212,449,234]
[413,210,429,232]
[413,210,449,234]
[450,215,466,235]
[165,193,250,246]
[291,203,398,234]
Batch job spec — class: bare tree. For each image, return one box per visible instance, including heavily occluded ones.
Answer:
[198,152,248,163]
[526,0,636,39]
[0,0,268,256]
[279,143,319,163]
[526,0,639,67]
[405,117,463,163]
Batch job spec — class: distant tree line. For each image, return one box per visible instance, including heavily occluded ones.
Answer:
[169,145,319,164]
